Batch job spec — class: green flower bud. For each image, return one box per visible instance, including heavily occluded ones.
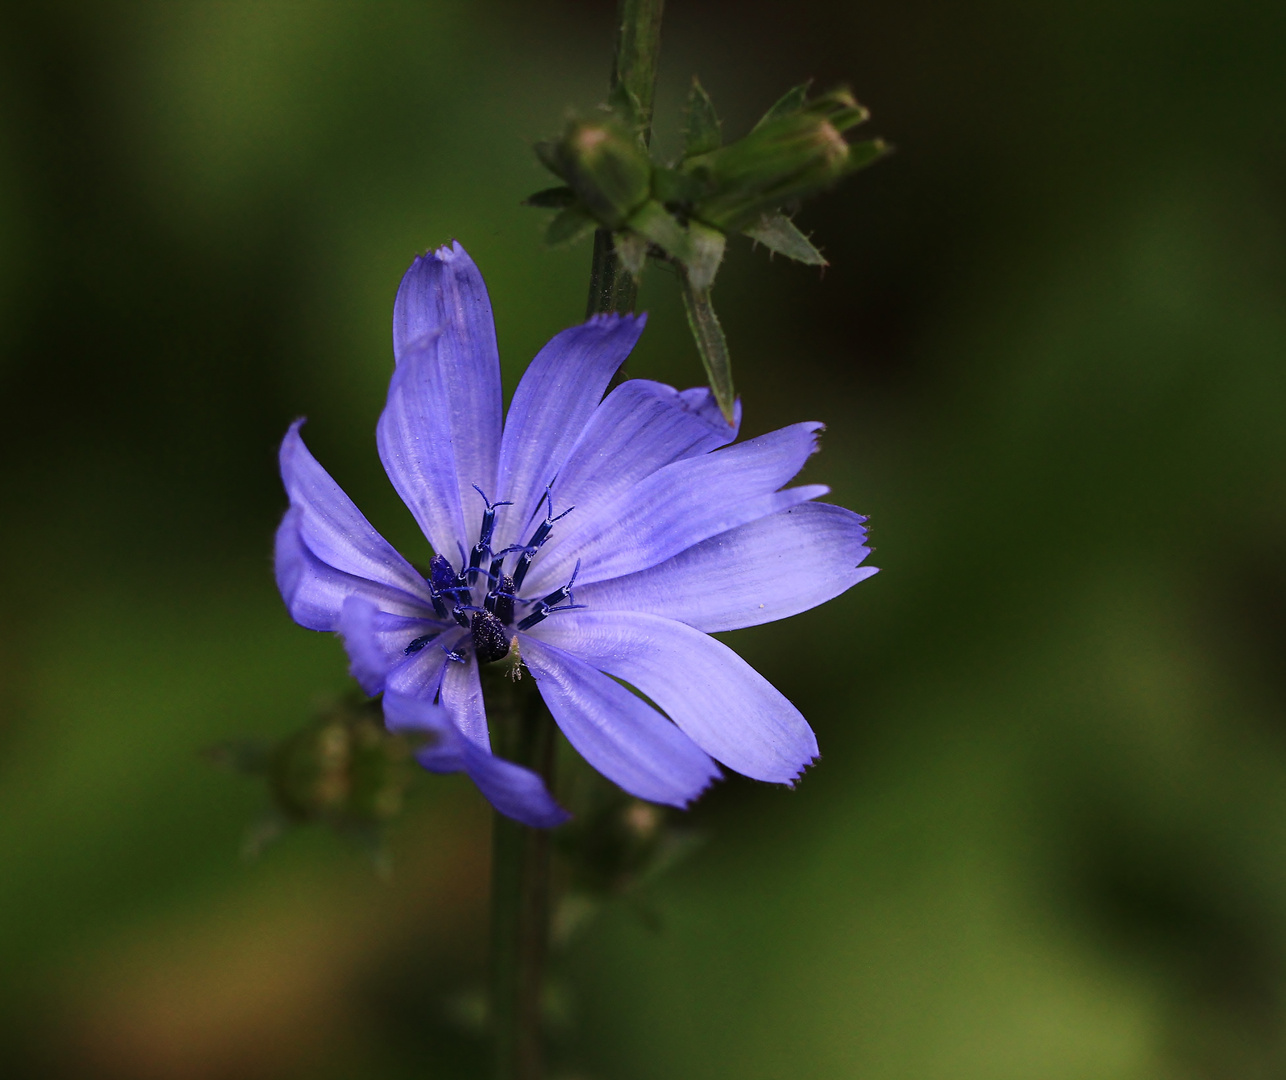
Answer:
[684,89,884,232]
[267,708,413,827]
[535,118,652,230]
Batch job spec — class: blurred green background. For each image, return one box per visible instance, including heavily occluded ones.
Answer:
[3,1,1286,1077]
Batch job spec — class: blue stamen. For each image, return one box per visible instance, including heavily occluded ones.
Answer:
[515,560,581,631]
[404,632,439,656]
[511,501,575,591]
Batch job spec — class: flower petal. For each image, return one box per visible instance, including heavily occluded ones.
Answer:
[550,380,739,516]
[439,654,490,750]
[576,502,878,632]
[525,422,828,593]
[458,740,572,828]
[380,243,504,556]
[522,636,721,807]
[274,509,433,631]
[377,336,468,559]
[677,385,743,435]
[383,691,569,827]
[337,595,441,695]
[528,610,818,784]
[384,628,467,700]
[279,420,432,602]
[492,314,646,550]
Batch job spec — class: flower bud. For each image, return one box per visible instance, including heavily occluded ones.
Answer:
[686,90,880,232]
[535,119,653,230]
[268,710,412,826]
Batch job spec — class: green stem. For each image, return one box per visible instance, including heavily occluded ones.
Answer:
[488,669,557,1080]
[490,6,666,1078]
[585,0,665,318]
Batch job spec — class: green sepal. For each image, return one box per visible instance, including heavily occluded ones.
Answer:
[683,78,722,157]
[625,199,692,263]
[524,185,578,209]
[679,270,735,423]
[842,137,891,175]
[651,164,707,205]
[612,229,649,277]
[807,87,870,132]
[545,206,598,247]
[743,211,827,265]
[685,219,727,292]
[534,139,569,182]
[753,81,812,130]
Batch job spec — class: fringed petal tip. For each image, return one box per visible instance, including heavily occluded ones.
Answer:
[675,384,742,443]
[585,310,648,331]
[782,753,821,790]
[675,765,725,808]
[805,421,825,453]
[431,238,468,261]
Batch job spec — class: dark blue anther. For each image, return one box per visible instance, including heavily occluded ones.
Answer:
[511,501,575,591]
[516,561,581,631]
[404,632,439,656]
[471,610,511,664]
[452,605,470,628]
[470,485,512,572]
[427,553,458,619]
[492,574,516,624]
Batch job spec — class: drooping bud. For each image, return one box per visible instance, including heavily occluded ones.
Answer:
[535,118,653,230]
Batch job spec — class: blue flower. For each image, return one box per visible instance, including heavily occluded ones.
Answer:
[274,241,877,827]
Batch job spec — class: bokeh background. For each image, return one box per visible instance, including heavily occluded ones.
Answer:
[3,1,1286,1077]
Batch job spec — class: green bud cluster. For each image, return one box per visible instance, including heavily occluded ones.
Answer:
[208,695,418,868]
[268,706,412,826]
[679,88,882,233]
[527,80,887,422]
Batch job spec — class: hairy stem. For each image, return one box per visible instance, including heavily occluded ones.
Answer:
[488,670,557,1080]
[585,0,665,318]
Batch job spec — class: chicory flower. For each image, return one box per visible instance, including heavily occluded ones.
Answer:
[274,242,876,827]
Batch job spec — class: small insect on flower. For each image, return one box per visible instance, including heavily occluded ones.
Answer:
[274,242,877,826]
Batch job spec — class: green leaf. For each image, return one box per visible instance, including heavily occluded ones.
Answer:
[524,185,577,209]
[742,211,827,265]
[612,230,649,277]
[545,206,598,247]
[684,78,722,157]
[752,81,812,130]
[685,220,726,292]
[679,272,735,423]
[624,199,692,263]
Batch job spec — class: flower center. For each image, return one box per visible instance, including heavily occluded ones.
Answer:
[409,487,582,664]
